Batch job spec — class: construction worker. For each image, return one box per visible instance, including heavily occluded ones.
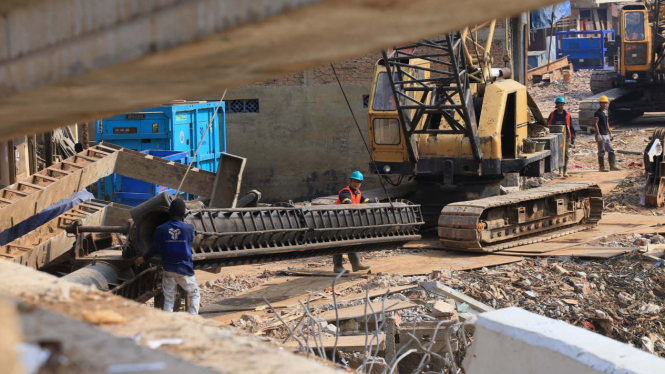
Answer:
[333,171,371,273]
[547,97,575,177]
[134,198,200,315]
[594,95,621,172]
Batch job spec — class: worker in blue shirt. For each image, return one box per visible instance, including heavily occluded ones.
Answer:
[134,198,200,315]
[332,171,371,273]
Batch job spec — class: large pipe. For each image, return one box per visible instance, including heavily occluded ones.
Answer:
[61,263,121,291]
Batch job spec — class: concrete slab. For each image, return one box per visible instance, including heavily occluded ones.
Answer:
[464,307,665,374]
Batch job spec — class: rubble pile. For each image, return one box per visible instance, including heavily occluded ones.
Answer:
[447,254,665,356]
[529,69,593,115]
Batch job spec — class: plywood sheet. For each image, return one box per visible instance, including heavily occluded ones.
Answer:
[200,276,358,314]
[367,250,524,275]
[315,301,416,322]
[499,246,635,259]
[564,169,632,194]
[500,213,662,254]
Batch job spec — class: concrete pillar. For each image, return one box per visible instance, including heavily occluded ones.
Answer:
[511,13,529,86]
[463,307,665,374]
[0,140,15,186]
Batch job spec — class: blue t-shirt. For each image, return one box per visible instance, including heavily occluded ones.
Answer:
[143,220,196,276]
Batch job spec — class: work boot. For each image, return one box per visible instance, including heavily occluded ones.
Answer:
[332,254,347,273]
[609,153,622,171]
[598,156,609,172]
[348,252,371,272]
[563,166,569,178]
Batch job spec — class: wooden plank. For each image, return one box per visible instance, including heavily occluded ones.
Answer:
[209,153,247,208]
[283,334,386,351]
[361,247,523,275]
[315,301,416,322]
[501,213,663,254]
[421,281,493,313]
[114,150,216,198]
[499,246,635,259]
[527,56,569,77]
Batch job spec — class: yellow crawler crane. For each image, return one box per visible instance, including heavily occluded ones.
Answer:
[365,22,604,253]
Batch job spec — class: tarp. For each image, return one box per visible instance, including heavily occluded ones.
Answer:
[531,1,572,30]
[0,190,94,246]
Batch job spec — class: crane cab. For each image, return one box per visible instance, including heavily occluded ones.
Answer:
[619,4,652,82]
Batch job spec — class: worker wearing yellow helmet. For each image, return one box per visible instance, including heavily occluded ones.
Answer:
[594,95,621,172]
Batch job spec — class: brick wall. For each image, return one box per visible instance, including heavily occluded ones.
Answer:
[248,25,507,89]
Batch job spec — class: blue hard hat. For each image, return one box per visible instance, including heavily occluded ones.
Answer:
[350,171,364,181]
[555,97,566,104]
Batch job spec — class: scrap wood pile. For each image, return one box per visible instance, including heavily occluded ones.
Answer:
[446,253,665,356]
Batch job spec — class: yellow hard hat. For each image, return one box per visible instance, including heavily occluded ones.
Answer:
[599,95,609,103]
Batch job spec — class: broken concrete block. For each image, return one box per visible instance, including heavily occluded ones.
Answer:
[431,299,456,318]
[324,324,338,335]
[240,314,262,325]
[340,319,359,331]
[552,264,569,275]
[652,235,665,244]
[634,238,650,246]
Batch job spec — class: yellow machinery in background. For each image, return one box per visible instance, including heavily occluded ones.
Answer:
[582,1,665,127]
[365,22,604,253]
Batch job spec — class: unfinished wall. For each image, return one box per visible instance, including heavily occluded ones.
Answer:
[222,63,379,203]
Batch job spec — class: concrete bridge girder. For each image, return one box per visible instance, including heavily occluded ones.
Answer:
[0,0,556,140]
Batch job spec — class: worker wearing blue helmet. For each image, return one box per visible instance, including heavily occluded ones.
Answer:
[333,171,371,273]
[547,96,575,177]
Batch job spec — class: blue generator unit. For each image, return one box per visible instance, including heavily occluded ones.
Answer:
[96,101,226,205]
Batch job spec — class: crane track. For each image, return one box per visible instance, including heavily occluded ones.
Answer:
[438,182,603,253]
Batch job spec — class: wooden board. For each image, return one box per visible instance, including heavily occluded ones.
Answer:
[500,213,662,254]
[527,56,569,78]
[315,300,416,322]
[283,334,386,351]
[367,250,523,276]
[564,169,633,194]
[113,148,217,198]
[498,246,635,259]
[209,153,246,208]
[308,285,417,307]
[199,276,358,314]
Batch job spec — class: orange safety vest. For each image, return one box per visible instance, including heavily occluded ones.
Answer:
[336,186,362,204]
[547,110,573,139]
